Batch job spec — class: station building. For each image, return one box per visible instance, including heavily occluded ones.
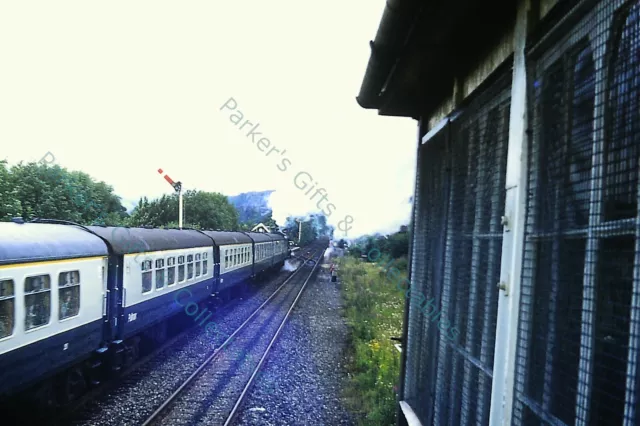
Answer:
[357,0,640,425]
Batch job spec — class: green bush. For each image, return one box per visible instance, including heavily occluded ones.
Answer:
[339,257,403,426]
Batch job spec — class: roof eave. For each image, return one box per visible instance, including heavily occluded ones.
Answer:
[356,0,424,113]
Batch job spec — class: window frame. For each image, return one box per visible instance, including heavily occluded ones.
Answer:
[510,6,640,425]
[24,274,52,331]
[141,259,153,294]
[58,270,81,321]
[203,252,208,275]
[187,254,194,280]
[178,255,186,283]
[167,257,177,286]
[0,278,15,339]
[155,258,166,290]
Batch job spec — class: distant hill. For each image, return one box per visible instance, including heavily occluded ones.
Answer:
[227,190,274,224]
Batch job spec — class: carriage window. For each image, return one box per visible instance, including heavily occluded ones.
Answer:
[178,255,185,282]
[167,257,176,286]
[203,252,208,275]
[234,248,237,266]
[25,275,51,330]
[187,254,194,279]
[155,259,165,289]
[225,250,229,269]
[195,254,201,277]
[59,271,80,320]
[0,279,15,338]
[142,260,153,293]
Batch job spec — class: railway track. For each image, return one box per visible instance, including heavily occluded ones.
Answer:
[11,243,323,426]
[141,244,326,426]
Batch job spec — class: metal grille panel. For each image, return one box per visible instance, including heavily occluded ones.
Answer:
[513,1,640,425]
[404,129,449,424]
[403,73,511,425]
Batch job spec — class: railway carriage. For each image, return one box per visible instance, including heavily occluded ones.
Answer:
[201,231,253,295]
[0,220,292,406]
[246,232,275,276]
[85,226,215,346]
[0,221,109,402]
[269,233,288,268]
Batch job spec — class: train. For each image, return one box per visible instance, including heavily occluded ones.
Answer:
[0,218,291,406]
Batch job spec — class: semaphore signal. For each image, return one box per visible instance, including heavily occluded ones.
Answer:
[157,168,184,229]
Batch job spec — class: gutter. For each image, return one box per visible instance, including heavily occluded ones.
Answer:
[356,0,424,110]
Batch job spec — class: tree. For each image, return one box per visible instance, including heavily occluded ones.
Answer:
[238,211,280,232]
[5,161,128,225]
[128,190,239,230]
[346,226,410,261]
[0,160,21,221]
[261,212,279,230]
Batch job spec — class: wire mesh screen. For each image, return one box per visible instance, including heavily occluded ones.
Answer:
[404,127,449,424]
[513,1,640,425]
[403,73,511,425]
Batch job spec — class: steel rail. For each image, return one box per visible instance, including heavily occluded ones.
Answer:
[141,243,325,426]
[222,247,326,426]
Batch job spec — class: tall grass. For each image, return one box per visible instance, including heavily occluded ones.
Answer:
[339,257,405,426]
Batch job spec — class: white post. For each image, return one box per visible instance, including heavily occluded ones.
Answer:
[178,188,183,230]
[298,219,302,243]
[489,1,531,424]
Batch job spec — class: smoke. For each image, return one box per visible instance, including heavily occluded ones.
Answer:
[267,184,413,239]
[324,246,334,260]
[281,258,300,272]
[268,189,321,230]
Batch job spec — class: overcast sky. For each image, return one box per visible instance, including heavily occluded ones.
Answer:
[0,1,416,238]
